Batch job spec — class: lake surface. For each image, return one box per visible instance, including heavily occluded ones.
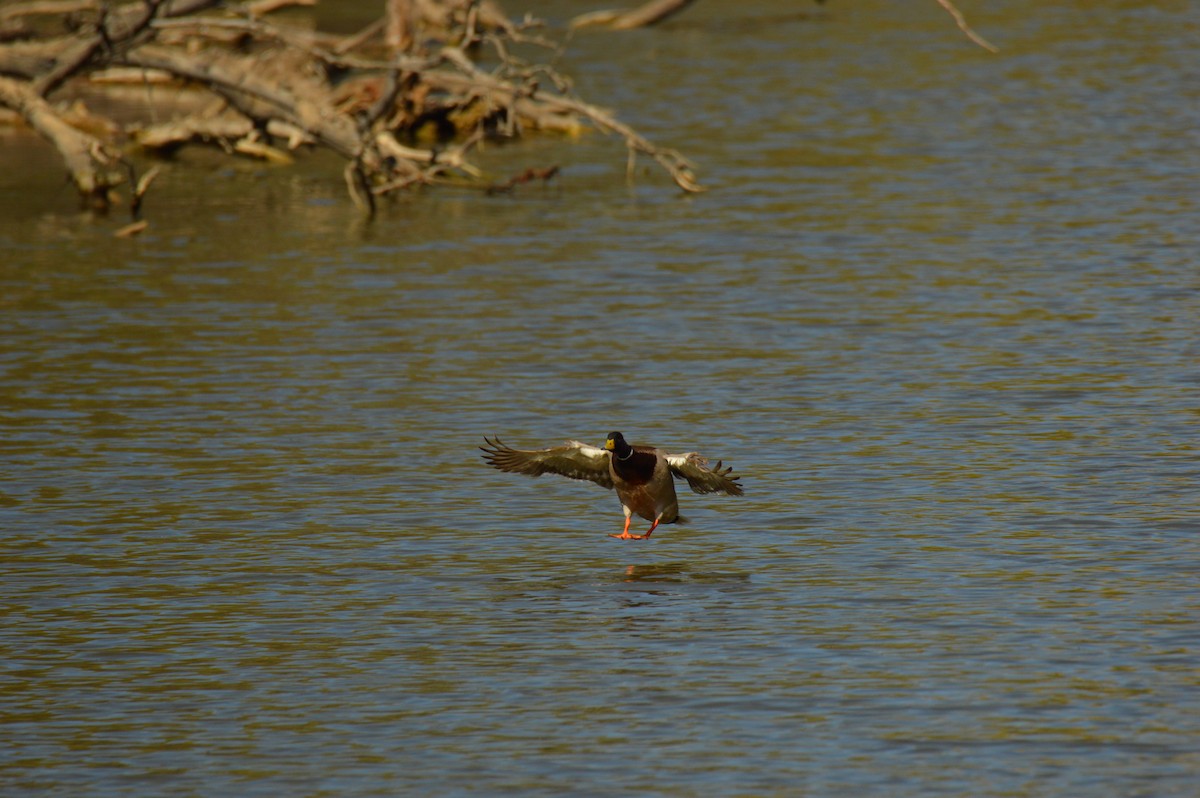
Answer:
[2,1,1198,795]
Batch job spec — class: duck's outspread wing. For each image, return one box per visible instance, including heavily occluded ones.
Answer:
[666,452,744,496]
[481,437,614,489]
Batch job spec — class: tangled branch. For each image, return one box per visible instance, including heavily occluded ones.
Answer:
[0,0,703,220]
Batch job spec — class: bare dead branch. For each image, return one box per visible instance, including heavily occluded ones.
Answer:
[2,0,705,211]
[424,51,702,192]
[119,44,365,161]
[385,0,416,55]
[0,0,99,24]
[242,0,315,17]
[31,0,223,96]
[571,0,998,53]
[114,219,149,237]
[344,161,375,215]
[0,38,77,81]
[332,18,385,55]
[130,164,160,217]
[485,164,559,194]
[570,0,698,30]
[0,74,122,201]
[933,0,999,53]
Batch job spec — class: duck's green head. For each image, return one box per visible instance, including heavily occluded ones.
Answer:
[604,431,626,451]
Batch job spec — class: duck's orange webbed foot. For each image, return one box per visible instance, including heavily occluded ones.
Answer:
[610,518,660,541]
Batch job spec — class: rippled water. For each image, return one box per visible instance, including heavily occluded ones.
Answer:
[2,1,1198,795]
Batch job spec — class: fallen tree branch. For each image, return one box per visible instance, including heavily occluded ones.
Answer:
[2,0,704,213]
[0,74,121,202]
[571,0,999,52]
[243,0,315,17]
[570,0,698,30]
[114,218,149,237]
[933,0,999,53]
[33,0,222,96]
[427,48,702,192]
[119,44,366,161]
[486,164,559,194]
[0,0,99,24]
[135,101,313,151]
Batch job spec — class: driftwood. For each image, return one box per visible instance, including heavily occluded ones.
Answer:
[570,0,698,31]
[0,0,702,219]
[0,74,120,203]
[570,0,998,54]
[932,0,998,54]
[1,0,996,221]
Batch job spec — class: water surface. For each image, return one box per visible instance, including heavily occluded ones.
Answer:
[2,1,1198,795]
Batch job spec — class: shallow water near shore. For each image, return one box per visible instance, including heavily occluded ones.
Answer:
[2,1,1198,795]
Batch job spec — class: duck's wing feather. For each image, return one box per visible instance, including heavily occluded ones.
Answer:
[666,452,744,496]
[481,437,613,489]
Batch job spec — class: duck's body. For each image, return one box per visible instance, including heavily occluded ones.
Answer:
[606,436,682,534]
[480,431,743,539]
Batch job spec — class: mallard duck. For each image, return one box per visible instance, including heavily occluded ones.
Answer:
[480,431,744,539]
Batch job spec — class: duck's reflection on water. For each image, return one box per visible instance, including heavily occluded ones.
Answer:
[618,562,752,585]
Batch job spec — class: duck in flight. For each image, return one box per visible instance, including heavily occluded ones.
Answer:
[480,431,744,539]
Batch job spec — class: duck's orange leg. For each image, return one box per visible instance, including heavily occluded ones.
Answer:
[612,514,661,541]
[609,514,636,540]
[637,517,662,540]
